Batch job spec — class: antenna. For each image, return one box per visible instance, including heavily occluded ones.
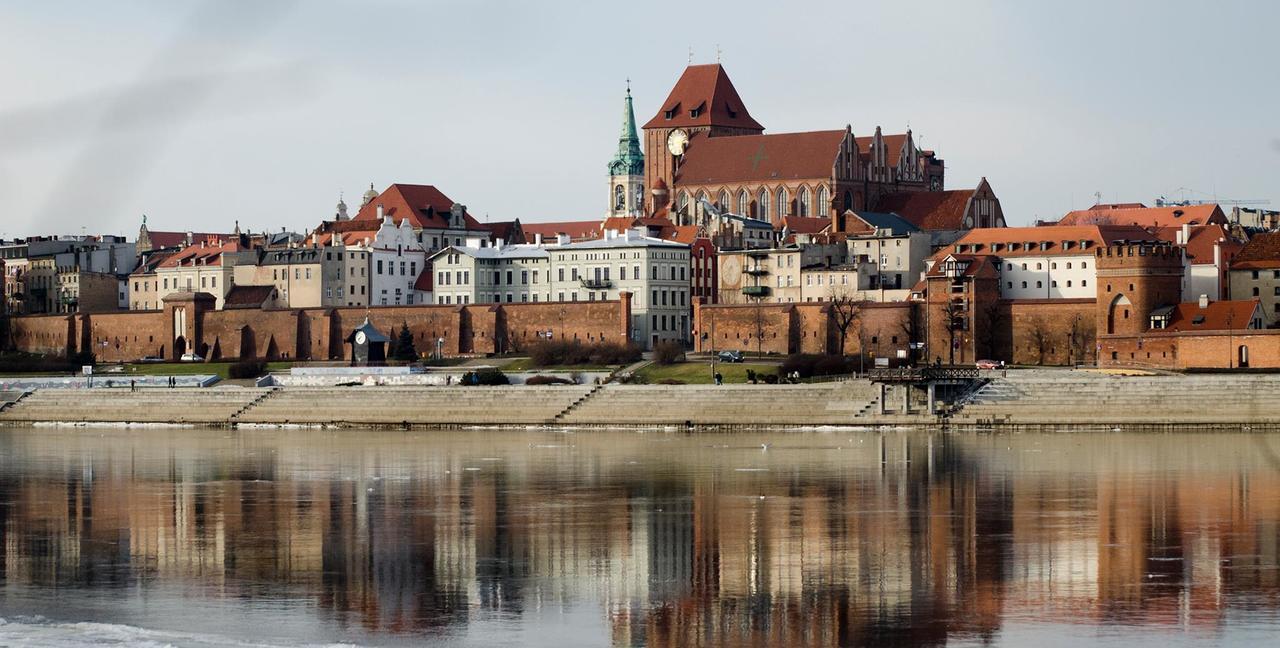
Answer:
[1094,191,1102,206]
[716,44,722,63]
[688,47,694,64]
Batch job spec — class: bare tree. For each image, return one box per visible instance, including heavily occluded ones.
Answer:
[978,302,1006,361]
[1028,316,1051,365]
[941,298,966,365]
[1068,314,1095,365]
[828,291,864,356]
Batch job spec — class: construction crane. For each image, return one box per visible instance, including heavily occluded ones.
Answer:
[1155,187,1270,208]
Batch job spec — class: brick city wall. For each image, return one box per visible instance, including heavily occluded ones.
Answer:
[998,299,1097,366]
[693,300,914,359]
[1101,329,1280,370]
[5,294,631,362]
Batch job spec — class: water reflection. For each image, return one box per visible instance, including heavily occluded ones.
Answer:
[1,428,1280,646]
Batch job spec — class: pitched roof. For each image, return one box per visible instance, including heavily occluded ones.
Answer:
[677,130,844,185]
[945,224,1156,258]
[1089,202,1147,211]
[874,190,975,230]
[483,220,524,244]
[1164,300,1260,332]
[414,268,433,292]
[663,225,705,245]
[144,230,233,250]
[351,184,483,230]
[848,211,919,235]
[1152,224,1243,266]
[223,285,277,310]
[156,239,242,268]
[1058,204,1227,228]
[924,254,998,278]
[855,133,908,166]
[644,64,763,131]
[521,220,602,241]
[781,216,831,235]
[1230,231,1280,270]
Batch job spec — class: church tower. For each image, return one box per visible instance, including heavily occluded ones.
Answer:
[606,83,646,219]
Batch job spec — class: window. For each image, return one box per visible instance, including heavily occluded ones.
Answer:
[777,187,789,217]
[738,190,749,214]
[1253,270,1261,280]
[1021,281,1027,289]
[797,186,811,217]
[376,260,383,274]
[816,186,828,216]
[521,270,528,284]
[758,189,770,220]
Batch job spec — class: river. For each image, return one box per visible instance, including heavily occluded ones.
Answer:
[1,426,1279,646]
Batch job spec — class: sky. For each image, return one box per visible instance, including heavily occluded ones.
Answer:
[1,0,1277,239]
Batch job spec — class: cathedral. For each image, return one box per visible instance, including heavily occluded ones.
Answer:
[606,64,1004,233]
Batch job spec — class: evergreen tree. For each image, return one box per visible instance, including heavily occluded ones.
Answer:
[394,322,417,362]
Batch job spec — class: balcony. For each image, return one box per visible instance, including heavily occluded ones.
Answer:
[742,285,770,298]
[744,267,770,276]
[580,278,612,290]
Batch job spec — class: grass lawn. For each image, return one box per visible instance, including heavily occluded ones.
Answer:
[502,357,620,372]
[635,362,778,385]
[114,361,296,380]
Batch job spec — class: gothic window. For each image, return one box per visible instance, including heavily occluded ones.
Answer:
[695,190,707,208]
[614,184,625,210]
[678,191,690,213]
[843,190,853,212]
[777,187,789,218]
[718,190,730,209]
[816,186,829,217]
[798,186,811,217]
[738,190,749,215]
[758,189,770,221]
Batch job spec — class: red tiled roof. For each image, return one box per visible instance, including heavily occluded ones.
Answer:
[145,230,233,249]
[677,130,844,185]
[1059,204,1226,228]
[414,268,433,292]
[223,285,277,309]
[1164,300,1260,332]
[306,219,379,246]
[663,225,705,245]
[601,217,637,233]
[943,225,1156,258]
[874,190,975,230]
[924,254,998,278]
[157,239,242,268]
[1152,224,1243,266]
[483,220,523,244]
[521,220,602,241]
[1230,231,1280,270]
[854,133,908,167]
[643,64,763,131]
[782,216,831,235]
[1089,202,1147,211]
[351,184,482,230]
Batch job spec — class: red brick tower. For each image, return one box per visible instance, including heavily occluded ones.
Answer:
[1094,242,1183,337]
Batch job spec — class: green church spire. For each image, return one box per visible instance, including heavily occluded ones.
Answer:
[607,82,645,177]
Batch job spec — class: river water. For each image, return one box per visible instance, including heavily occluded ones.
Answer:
[1,426,1279,647]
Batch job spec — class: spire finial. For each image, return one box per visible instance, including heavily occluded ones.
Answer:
[716,44,722,63]
[625,77,631,94]
[688,46,693,64]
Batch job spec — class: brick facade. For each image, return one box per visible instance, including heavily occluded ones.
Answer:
[6,293,632,363]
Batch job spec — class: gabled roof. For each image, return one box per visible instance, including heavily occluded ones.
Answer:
[781,216,831,235]
[643,64,763,131]
[521,220,602,241]
[351,184,483,230]
[1089,202,1147,211]
[924,254,998,279]
[483,220,524,244]
[1230,231,1280,270]
[847,211,919,235]
[156,239,242,268]
[414,268,433,292]
[1164,300,1260,332]
[855,133,908,167]
[874,190,976,231]
[223,285,277,310]
[663,225,706,245]
[1153,223,1243,266]
[144,230,233,250]
[1059,204,1227,228]
[677,130,844,185]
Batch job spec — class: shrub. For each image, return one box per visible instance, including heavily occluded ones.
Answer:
[652,340,685,365]
[526,340,641,367]
[393,323,417,362]
[763,374,779,384]
[657,378,686,385]
[525,375,574,386]
[0,352,82,374]
[813,355,853,376]
[462,369,510,386]
[780,353,853,379]
[228,360,267,379]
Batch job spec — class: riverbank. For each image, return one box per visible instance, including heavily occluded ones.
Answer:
[4,369,1280,428]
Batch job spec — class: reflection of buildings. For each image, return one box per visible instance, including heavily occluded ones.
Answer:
[2,430,1280,644]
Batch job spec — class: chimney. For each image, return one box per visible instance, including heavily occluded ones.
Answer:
[1199,294,1209,309]
[556,233,570,246]
[1213,240,1222,269]
[377,204,387,223]
[496,237,505,248]
[534,233,543,245]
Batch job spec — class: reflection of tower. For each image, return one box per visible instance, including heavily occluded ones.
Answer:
[607,82,646,219]
[647,491,694,601]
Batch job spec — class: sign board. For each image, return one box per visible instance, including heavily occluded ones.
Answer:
[82,366,93,376]
[875,357,890,367]
[896,349,907,359]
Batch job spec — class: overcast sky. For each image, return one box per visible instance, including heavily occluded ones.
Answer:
[1,0,1276,239]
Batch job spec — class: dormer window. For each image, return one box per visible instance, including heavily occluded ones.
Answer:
[1010,242,1020,251]
[993,243,1003,252]
[1081,240,1091,249]
[689,101,706,118]
[664,103,681,120]
[725,102,738,118]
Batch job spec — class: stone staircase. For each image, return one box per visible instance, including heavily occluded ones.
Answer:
[556,382,885,427]
[950,371,1280,426]
[0,388,268,425]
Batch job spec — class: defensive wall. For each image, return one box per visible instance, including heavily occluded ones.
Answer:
[5,292,632,362]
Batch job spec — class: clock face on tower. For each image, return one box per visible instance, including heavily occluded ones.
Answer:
[667,129,689,156]
[355,331,367,345]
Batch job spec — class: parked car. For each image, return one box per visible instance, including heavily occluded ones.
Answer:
[975,359,1000,370]
[717,350,744,363]
[179,353,204,363]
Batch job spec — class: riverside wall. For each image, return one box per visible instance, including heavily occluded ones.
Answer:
[5,292,632,361]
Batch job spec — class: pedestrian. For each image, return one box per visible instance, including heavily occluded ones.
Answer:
[714,371,723,386]
[130,379,136,392]
[446,374,452,386]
